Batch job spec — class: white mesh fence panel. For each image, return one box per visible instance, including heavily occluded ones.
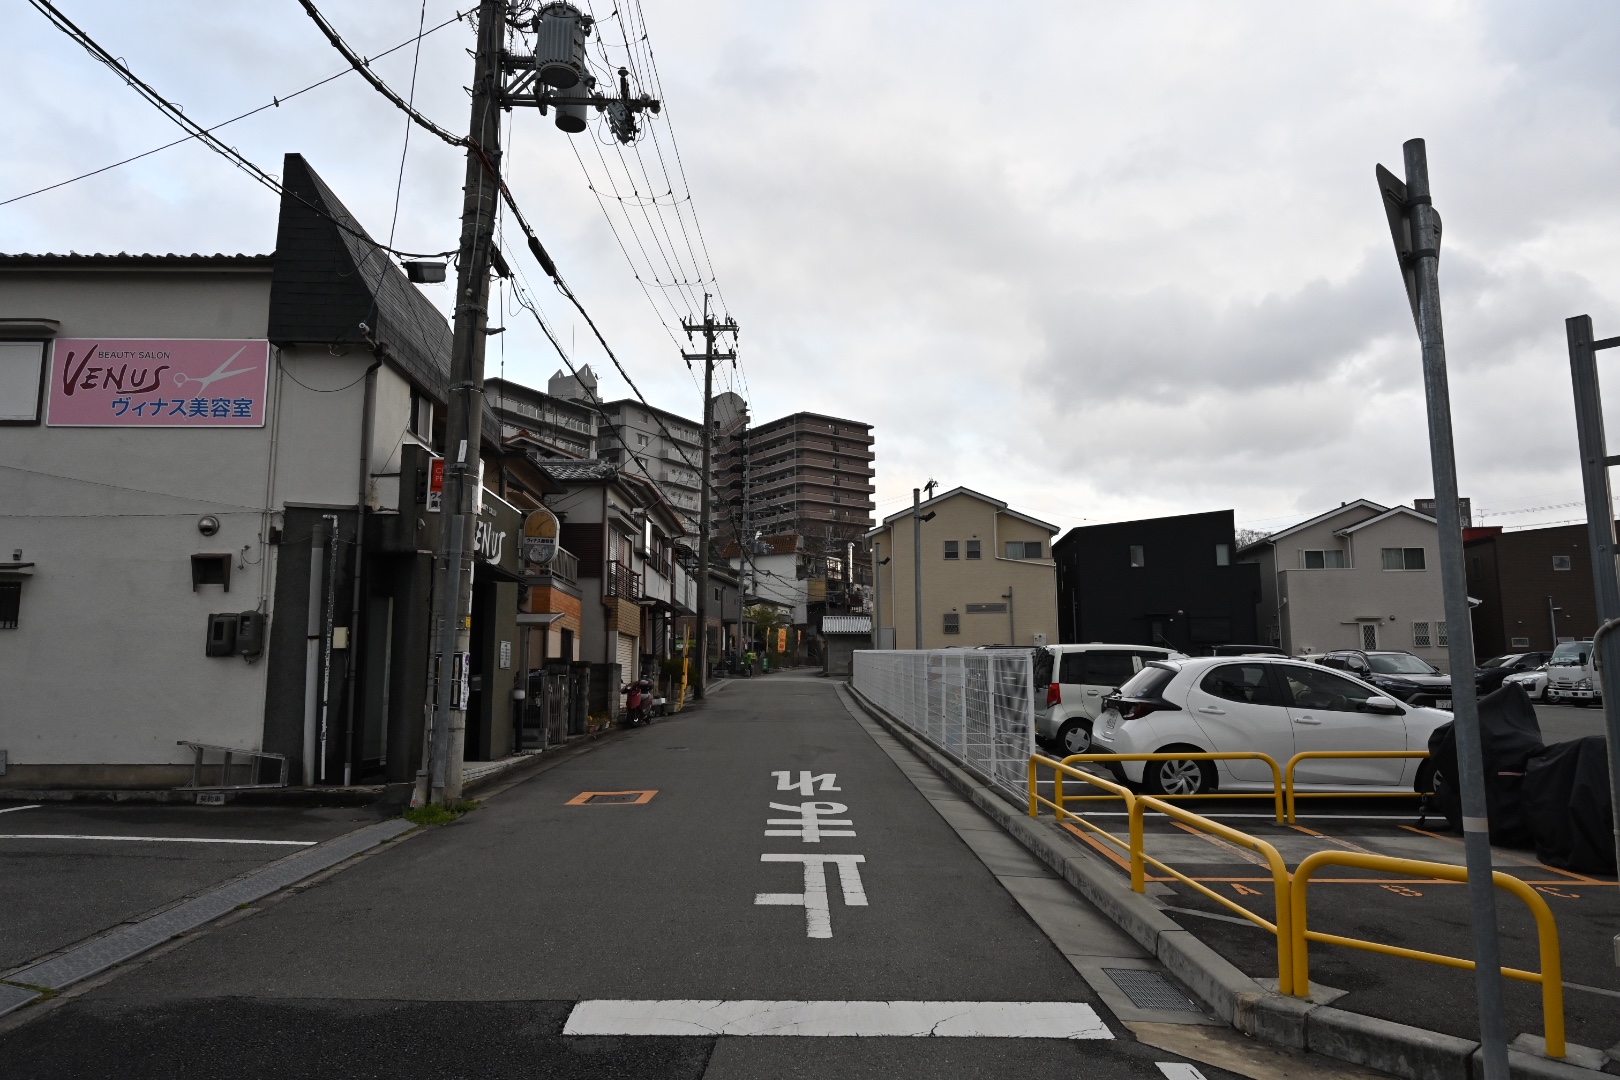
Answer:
[852,649,1035,801]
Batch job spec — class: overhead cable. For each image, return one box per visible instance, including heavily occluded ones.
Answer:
[24,0,457,260]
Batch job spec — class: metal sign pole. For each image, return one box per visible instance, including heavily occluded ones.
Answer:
[1564,316,1620,961]
[1380,138,1510,1080]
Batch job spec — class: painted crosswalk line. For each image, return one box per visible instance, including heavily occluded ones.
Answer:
[562,999,1114,1038]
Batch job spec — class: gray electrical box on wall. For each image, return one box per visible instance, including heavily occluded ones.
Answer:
[235,611,265,658]
[206,613,237,656]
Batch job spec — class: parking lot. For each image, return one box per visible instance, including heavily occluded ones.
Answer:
[0,801,391,976]
[1056,701,1618,1057]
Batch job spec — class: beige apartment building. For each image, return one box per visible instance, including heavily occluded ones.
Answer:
[1237,500,1453,669]
[867,487,1058,649]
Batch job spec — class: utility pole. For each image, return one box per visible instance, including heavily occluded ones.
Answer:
[1562,314,1620,955]
[683,295,738,698]
[912,488,922,649]
[1376,139,1509,1079]
[425,0,505,807]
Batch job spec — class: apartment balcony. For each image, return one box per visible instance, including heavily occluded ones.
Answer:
[605,560,643,601]
[524,547,580,597]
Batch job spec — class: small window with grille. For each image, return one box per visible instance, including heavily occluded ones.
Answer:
[0,581,19,629]
[1553,555,1572,571]
[1438,621,1449,646]
[1413,621,1431,648]
[943,612,960,635]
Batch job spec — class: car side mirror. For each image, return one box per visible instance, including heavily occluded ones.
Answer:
[1362,696,1403,715]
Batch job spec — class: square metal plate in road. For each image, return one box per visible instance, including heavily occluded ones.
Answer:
[566,790,658,806]
[1102,968,1196,1012]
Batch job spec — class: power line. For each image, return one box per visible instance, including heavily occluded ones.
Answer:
[0,10,468,209]
[23,0,458,261]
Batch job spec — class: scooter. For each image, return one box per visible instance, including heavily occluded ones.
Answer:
[621,678,654,726]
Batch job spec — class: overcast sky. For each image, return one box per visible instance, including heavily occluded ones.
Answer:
[6,1,1620,537]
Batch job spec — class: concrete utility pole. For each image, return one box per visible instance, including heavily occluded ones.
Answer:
[1376,138,1509,1080]
[683,295,738,698]
[912,488,922,649]
[425,0,505,807]
[1562,314,1620,948]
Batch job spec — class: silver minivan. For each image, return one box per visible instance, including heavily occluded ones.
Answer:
[1035,643,1180,755]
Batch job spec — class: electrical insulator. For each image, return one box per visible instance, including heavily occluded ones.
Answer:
[533,2,591,89]
[554,73,595,134]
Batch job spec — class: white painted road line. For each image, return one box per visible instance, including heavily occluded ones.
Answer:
[1157,1063,1207,1080]
[563,1000,1114,1039]
[0,805,40,815]
[0,834,318,846]
[757,854,867,938]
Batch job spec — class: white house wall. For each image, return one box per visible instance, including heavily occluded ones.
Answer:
[0,270,278,776]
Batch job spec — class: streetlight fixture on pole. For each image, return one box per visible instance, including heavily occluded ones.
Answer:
[1376,138,1509,1080]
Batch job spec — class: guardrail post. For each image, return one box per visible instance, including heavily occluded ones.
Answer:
[1128,793,1145,893]
[1027,757,1039,818]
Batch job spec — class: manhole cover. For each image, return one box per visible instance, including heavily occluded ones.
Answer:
[566,790,658,806]
[1103,968,1196,1011]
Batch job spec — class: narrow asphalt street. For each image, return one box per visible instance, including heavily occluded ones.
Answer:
[0,675,1307,1080]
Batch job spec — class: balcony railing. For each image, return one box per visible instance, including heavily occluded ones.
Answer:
[605,560,642,600]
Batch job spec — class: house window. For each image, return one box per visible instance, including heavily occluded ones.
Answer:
[1413,621,1431,648]
[1381,547,1426,571]
[943,612,961,635]
[1437,620,1448,647]
[943,540,959,560]
[1129,545,1145,568]
[1511,636,1530,648]
[965,539,981,560]
[1361,622,1378,650]
[1553,555,1572,571]
[0,581,20,628]
[1304,549,1346,569]
[0,341,47,424]
[1215,544,1230,566]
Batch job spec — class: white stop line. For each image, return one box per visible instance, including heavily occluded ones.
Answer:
[563,999,1113,1038]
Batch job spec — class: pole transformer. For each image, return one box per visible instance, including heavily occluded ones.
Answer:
[683,297,738,698]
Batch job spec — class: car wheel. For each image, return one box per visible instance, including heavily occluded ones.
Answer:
[1143,755,1216,796]
[1057,719,1094,757]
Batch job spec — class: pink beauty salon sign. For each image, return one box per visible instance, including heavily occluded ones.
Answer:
[48,339,270,427]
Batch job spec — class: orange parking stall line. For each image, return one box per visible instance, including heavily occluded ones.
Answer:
[1397,825,1603,885]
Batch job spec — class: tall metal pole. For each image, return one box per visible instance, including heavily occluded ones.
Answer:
[1399,138,1510,1079]
[1563,314,1620,919]
[873,541,883,648]
[694,295,713,699]
[427,0,504,806]
[912,488,923,650]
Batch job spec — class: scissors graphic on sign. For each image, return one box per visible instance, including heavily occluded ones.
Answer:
[173,346,255,392]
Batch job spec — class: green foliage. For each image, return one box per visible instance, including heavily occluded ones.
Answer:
[403,799,478,826]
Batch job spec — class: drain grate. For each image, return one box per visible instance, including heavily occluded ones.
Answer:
[1103,968,1196,1011]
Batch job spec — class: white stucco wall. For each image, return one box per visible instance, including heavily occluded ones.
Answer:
[0,272,424,768]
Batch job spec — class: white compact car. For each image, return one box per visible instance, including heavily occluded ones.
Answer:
[1088,655,1453,796]
[1035,644,1181,755]
[1502,667,1548,702]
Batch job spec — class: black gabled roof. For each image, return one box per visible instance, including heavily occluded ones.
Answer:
[268,153,451,401]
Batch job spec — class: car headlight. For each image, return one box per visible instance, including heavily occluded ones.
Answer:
[1577,678,1592,690]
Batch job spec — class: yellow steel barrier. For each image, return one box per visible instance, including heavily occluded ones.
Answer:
[1027,754,1145,890]
[1059,752,1286,823]
[1028,754,1295,994]
[1283,751,1431,823]
[1289,851,1565,1057]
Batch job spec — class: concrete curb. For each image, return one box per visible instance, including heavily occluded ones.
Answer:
[841,685,1591,1080]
